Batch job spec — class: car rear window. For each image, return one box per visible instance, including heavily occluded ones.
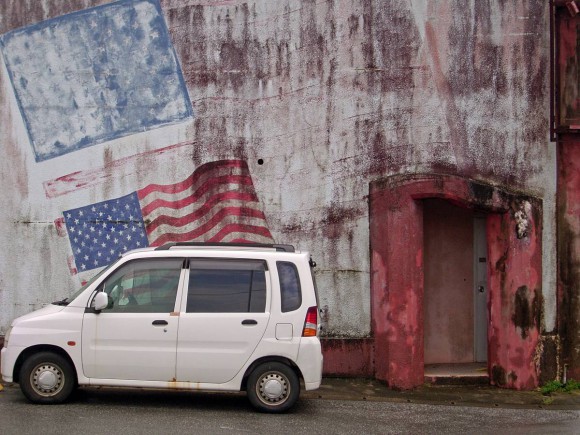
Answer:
[187,259,267,313]
[277,261,301,312]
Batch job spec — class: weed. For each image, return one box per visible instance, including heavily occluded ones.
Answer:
[540,380,563,394]
[542,396,554,405]
[563,379,580,392]
[540,379,580,395]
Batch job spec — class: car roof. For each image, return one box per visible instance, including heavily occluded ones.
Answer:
[153,242,296,252]
[120,243,301,258]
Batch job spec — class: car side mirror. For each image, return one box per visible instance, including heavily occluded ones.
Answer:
[93,292,109,311]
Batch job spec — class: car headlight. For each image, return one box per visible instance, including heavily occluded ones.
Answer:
[3,326,12,347]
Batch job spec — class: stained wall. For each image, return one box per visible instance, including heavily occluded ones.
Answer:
[558,136,580,380]
[0,0,558,382]
[555,5,580,381]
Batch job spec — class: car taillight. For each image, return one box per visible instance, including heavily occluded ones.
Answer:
[302,306,318,337]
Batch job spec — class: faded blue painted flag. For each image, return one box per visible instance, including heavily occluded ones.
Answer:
[0,0,193,162]
[63,193,149,271]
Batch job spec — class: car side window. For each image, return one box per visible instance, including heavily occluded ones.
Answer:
[100,258,183,313]
[277,261,302,312]
[186,259,267,313]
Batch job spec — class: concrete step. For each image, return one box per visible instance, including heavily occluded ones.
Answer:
[424,363,489,386]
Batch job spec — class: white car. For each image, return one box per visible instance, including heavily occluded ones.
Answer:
[1,243,323,413]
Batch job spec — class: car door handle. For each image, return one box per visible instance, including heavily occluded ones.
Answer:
[152,320,168,326]
[242,319,258,325]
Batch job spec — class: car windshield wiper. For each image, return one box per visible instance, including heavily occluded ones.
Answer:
[52,298,69,306]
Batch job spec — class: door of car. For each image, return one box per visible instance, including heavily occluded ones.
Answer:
[82,258,185,381]
[175,258,270,384]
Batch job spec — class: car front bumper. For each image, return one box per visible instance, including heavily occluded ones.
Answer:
[1,345,22,383]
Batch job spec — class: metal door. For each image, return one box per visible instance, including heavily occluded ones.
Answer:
[473,217,488,362]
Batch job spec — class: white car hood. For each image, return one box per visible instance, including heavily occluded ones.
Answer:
[12,303,65,325]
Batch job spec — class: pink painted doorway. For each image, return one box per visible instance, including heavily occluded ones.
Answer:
[369,174,542,390]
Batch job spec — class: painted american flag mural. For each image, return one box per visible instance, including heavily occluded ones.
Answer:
[62,160,274,273]
[0,0,275,278]
[0,0,192,162]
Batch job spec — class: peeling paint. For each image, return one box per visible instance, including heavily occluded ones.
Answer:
[512,286,540,339]
[557,135,580,380]
[371,174,543,390]
[514,201,532,239]
[556,9,580,128]
[0,0,563,386]
[491,364,507,387]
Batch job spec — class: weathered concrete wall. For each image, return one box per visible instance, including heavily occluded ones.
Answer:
[0,0,558,385]
[555,6,580,381]
[557,10,579,129]
[558,135,580,380]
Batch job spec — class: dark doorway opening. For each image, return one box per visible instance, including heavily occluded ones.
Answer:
[422,199,488,382]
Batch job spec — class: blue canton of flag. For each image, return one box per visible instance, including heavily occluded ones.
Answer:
[63,192,148,271]
[0,0,193,162]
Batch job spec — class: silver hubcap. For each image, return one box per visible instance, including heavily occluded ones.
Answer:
[257,372,289,405]
[31,363,64,397]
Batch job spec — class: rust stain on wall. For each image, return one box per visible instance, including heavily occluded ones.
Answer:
[557,137,580,379]
[557,12,580,128]
[0,56,28,199]
[0,0,563,385]
[512,286,542,340]
[0,0,110,34]
[538,335,560,384]
[321,338,374,377]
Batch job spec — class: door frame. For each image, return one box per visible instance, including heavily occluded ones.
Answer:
[473,215,488,363]
[369,174,542,389]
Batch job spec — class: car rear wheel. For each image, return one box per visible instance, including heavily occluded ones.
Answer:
[247,362,300,413]
[19,352,75,404]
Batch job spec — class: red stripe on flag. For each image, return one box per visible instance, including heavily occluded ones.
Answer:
[139,175,254,216]
[137,160,248,199]
[228,238,265,243]
[148,206,273,246]
[67,255,78,275]
[207,224,274,243]
[43,141,194,199]
[144,191,260,233]
[54,217,67,237]
[139,159,273,246]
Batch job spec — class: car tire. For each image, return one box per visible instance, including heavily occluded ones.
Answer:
[247,362,300,413]
[19,352,76,404]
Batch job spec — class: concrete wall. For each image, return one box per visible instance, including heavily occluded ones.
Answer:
[0,0,560,384]
[558,136,580,380]
[555,5,580,381]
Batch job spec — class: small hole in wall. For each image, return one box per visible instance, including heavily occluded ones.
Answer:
[257,159,264,165]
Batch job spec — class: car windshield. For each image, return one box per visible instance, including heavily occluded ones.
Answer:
[54,258,121,306]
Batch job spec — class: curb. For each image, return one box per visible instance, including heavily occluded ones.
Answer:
[301,378,580,410]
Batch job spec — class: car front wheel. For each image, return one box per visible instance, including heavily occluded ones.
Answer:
[247,362,300,413]
[19,352,75,404]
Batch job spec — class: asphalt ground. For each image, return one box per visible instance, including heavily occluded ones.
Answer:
[2,377,579,410]
[1,383,579,435]
[302,378,580,410]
